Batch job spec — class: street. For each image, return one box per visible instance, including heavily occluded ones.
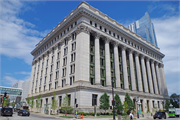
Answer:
[0,112,68,120]
[1,112,180,120]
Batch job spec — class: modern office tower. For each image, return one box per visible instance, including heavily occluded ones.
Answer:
[128,12,158,47]
[28,2,168,113]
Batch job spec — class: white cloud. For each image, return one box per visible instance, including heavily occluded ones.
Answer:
[2,76,18,86]
[152,16,180,73]
[2,75,31,86]
[0,0,48,65]
[152,16,180,95]
[15,71,31,75]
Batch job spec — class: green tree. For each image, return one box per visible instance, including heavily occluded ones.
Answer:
[36,94,41,112]
[170,93,179,108]
[3,97,9,107]
[125,93,134,112]
[51,91,58,112]
[114,93,123,114]
[165,99,170,111]
[123,101,129,115]
[11,100,15,108]
[99,92,110,113]
[29,96,34,111]
[27,97,31,105]
[61,93,70,114]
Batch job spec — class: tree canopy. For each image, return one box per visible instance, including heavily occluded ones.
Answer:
[99,92,110,113]
[170,93,179,108]
[51,91,58,110]
[114,93,123,114]
[165,99,170,111]
[125,93,134,112]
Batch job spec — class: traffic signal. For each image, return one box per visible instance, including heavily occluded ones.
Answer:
[112,100,115,106]
[4,92,7,99]
[75,98,77,104]
[76,104,78,108]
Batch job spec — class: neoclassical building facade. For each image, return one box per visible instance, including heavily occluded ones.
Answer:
[29,2,169,113]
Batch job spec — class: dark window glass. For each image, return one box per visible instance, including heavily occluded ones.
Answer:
[92,94,97,106]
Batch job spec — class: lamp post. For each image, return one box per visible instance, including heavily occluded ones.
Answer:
[111,77,116,120]
[135,97,139,119]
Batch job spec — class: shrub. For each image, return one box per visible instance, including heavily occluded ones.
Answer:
[121,113,127,116]
[90,112,95,116]
[97,113,100,116]
[60,106,73,114]
[115,113,117,116]
[108,112,111,115]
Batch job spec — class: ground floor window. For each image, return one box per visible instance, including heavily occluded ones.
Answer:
[92,94,97,106]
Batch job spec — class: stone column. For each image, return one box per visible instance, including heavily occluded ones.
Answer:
[95,33,101,85]
[121,47,129,90]
[140,56,149,93]
[146,58,154,94]
[105,38,111,87]
[113,42,121,88]
[74,26,90,84]
[159,64,168,95]
[135,53,143,92]
[151,60,159,94]
[155,63,162,95]
[128,50,136,91]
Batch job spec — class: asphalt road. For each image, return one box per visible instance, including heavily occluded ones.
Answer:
[1,112,69,120]
[1,112,180,120]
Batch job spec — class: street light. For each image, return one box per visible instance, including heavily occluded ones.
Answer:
[135,97,139,119]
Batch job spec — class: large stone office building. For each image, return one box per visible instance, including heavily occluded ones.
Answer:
[28,2,169,113]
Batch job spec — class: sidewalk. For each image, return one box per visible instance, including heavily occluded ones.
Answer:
[30,112,152,120]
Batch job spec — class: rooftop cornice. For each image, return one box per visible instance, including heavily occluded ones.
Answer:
[32,1,163,57]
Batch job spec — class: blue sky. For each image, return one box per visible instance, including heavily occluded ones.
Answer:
[0,0,179,96]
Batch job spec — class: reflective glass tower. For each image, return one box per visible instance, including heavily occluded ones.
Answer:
[128,12,158,47]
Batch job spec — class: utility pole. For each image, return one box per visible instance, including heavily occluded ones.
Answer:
[112,77,115,120]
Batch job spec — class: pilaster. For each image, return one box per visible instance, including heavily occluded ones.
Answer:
[135,53,143,92]
[121,46,129,90]
[128,49,136,91]
[105,38,111,87]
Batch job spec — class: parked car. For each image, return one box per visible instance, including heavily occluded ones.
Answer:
[1,107,13,116]
[18,109,30,116]
[153,111,166,119]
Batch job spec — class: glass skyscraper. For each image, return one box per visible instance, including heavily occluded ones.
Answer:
[128,12,158,47]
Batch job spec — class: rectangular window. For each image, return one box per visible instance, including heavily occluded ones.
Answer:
[46,60,48,66]
[59,96,62,107]
[44,77,46,84]
[90,78,94,85]
[52,56,54,63]
[51,65,53,72]
[58,44,61,50]
[70,77,72,85]
[92,94,97,106]
[49,84,51,91]
[57,52,60,59]
[68,95,71,106]
[90,66,94,75]
[90,55,93,63]
[50,74,52,82]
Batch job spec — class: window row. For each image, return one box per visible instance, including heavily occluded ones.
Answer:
[89,21,161,61]
[34,21,77,58]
